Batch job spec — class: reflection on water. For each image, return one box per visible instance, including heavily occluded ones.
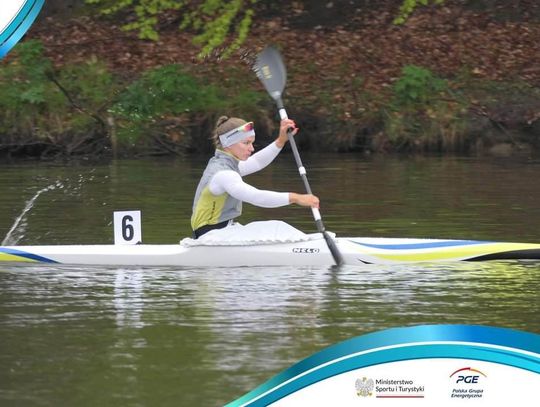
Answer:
[114,269,145,329]
[0,156,539,406]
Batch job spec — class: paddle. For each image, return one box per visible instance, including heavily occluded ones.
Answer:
[254,46,344,266]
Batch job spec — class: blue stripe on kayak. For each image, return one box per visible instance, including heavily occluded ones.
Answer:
[349,239,490,251]
[0,247,58,263]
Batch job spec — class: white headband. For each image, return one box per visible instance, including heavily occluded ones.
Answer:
[219,122,255,148]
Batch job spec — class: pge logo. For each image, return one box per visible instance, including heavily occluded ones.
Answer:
[1,0,45,58]
[450,367,487,384]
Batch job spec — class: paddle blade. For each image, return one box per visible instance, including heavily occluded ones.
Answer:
[254,46,287,101]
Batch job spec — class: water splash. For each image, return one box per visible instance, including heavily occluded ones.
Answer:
[2,180,64,246]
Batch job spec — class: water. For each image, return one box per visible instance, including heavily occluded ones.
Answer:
[0,154,539,406]
[2,180,65,245]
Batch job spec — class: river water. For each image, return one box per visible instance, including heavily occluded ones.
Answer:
[0,154,539,406]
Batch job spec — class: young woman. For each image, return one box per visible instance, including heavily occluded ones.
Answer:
[191,116,319,238]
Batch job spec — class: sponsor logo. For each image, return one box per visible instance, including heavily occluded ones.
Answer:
[450,366,487,383]
[355,377,425,398]
[292,247,320,254]
[449,367,487,399]
[355,377,374,397]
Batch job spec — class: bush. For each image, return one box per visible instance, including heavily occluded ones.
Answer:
[0,42,268,156]
[392,65,448,109]
[0,40,65,138]
[110,64,266,151]
[0,40,118,153]
[112,65,225,121]
[383,65,467,152]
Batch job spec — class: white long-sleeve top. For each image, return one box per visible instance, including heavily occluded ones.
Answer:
[208,142,290,207]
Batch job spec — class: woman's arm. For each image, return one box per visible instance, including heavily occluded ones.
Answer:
[239,142,282,176]
[210,171,289,207]
[210,171,319,208]
[238,118,299,176]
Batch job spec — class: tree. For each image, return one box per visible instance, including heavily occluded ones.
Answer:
[86,0,256,58]
[394,0,446,24]
[86,0,445,58]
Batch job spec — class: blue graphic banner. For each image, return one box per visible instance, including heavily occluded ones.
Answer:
[226,325,540,406]
[0,0,45,59]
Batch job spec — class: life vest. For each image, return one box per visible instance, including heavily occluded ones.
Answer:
[191,149,242,231]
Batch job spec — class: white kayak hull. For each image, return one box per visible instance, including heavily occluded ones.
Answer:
[1,237,540,267]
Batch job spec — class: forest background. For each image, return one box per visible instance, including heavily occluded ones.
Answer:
[1,0,539,159]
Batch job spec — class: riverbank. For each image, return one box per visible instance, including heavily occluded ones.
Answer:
[1,0,539,159]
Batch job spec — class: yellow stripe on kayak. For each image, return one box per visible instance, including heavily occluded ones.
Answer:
[0,252,39,262]
[359,243,540,262]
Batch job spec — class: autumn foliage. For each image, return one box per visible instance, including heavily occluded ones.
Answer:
[1,0,539,157]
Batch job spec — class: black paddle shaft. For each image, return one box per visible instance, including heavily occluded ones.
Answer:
[278,102,344,265]
[255,46,344,266]
[276,99,322,228]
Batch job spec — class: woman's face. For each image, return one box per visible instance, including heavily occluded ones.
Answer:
[226,136,255,161]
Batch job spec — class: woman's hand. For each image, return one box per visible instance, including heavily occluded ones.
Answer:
[276,118,299,148]
[289,193,320,209]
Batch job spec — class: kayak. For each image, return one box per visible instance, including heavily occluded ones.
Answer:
[1,236,540,267]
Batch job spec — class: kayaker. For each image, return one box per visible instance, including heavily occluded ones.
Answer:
[191,116,320,238]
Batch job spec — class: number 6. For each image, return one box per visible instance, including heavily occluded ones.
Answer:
[114,211,142,245]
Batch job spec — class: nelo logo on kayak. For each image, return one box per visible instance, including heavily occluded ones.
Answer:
[292,248,320,254]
